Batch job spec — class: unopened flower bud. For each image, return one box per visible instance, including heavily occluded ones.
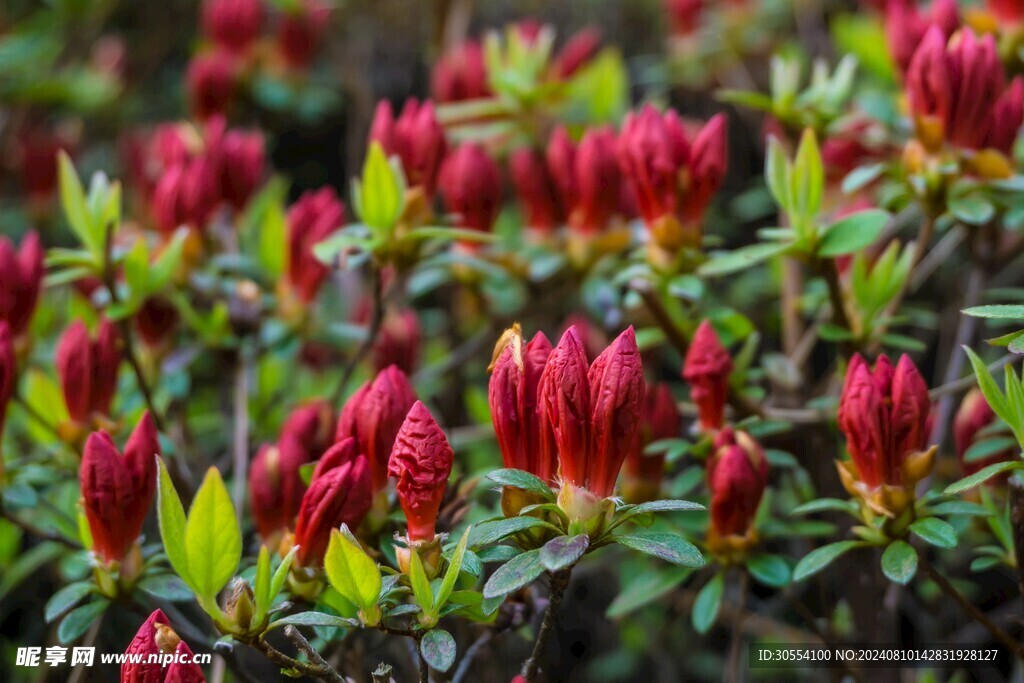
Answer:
[682,320,732,433]
[56,319,121,424]
[388,401,454,541]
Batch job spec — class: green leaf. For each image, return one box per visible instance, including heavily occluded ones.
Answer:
[184,467,242,600]
[606,566,691,619]
[485,469,554,497]
[407,547,434,613]
[58,600,108,644]
[482,548,544,599]
[962,347,1013,431]
[698,242,792,277]
[58,152,100,255]
[136,574,193,602]
[156,458,192,589]
[963,305,1024,320]
[355,142,404,231]
[270,546,299,604]
[841,163,886,195]
[791,498,857,516]
[540,534,589,572]
[765,136,791,213]
[254,546,271,614]
[949,196,995,226]
[267,611,359,630]
[963,437,1017,464]
[792,128,823,221]
[628,500,704,514]
[746,555,792,588]
[614,532,704,568]
[324,528,382,613]
[468,517,555,547]
[927,500,991,517]
[434,527,470,611]
[420,628,457,673]
[692,573,724,635]
[909,518,957,549]
[45,582,92,623]
[793,541,866,581]
[881,540,918,584]
[817,209,889,257]
[944,460,1023,495]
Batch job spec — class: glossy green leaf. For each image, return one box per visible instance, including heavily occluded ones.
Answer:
[746,554,792,588]
[485,468,554,497]
[614,532,704,568]
[881,540,917,584]
[184,467,241,600]
[909,518,957,549]
[45,582,92,623]
[793,541,866,581]
[57,600,109,644]
[324,528,381,612]
[944,460,1023,495]
[540,534,589,572]
[817,209,889,257]
[692,573,724,635]
[420,628,457,673]
[435,527,471,611]
[482,548,544,599]
[156,458,191,589]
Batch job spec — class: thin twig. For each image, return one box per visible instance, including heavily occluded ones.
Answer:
[725,569,749,683]
[522,568,571,682]
[451,630,494,683]
[331,263,383,406]
[232,346,250,517]
[254,636,347,683]
[283,626,347,683]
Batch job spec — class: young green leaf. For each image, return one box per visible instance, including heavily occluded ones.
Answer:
[944,460,1022,495]
[692,573,724,635]
[434,527,471,611]
[817,209,889,257]
[184,468,242,601]
[354,142,405,232]
[324,528,382,615]
[793,541,867,581]
[792,128,823,221]
[485,468,554,497]
[156,458,192,589]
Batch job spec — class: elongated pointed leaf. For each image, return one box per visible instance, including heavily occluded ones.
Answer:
[324,529,381,612]
[184,467,242,600]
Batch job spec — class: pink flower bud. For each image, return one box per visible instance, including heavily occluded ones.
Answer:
[538,326,591,486]
[152,157,219,233]
[293,451,372,566]
[986,77,1024,154]
[510,148,563,232]
[285,187,346,303]
[988,0,1024,22]
[431,40,491,103]
[0,323,15,439]
[218,128,264,211]
[369,99,448,198]
[682,320,732,432]
[0,230,45,337]
[625,383,680,500]
[81,413,159,563]
[546,126,622,234]
[56,319,121,423]
[489,328,557,483]
[707,427,768,537]
[553,28,601,78]
[953,388,1014,477]
[17,128,71,205]
[164,641,206,683]
[664,0,705,37]
[885,0,959,75]
[373,309,422,375]
[439,143,502,235]
[121,610,206,683]
[336,366,418,491]
[277,1,330,70]
[388,401,454,541]
[201,0,262,53]
[838,354,931,488]
[186,51,238,121]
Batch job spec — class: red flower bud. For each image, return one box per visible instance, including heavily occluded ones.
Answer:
[987,77,1024,154]
[152,157,219,234]
[665,0,705,37]
[682,320,732,432]
[17,127,73,205]
[954,388,1014,477]
[546,126,621,234]
[218,128,264,211]
[553,28,601,79]
[989,0,1024,22]
[293,450,372,566]
[336,366,418,491]
[81,412,159,563]
[885,0,959,74]
[277,1,330,69]
[625,383,681,500]
[135,296,179,349]
[510,148,563,232]
[186,51,238,122]
[838,354,931,488]
[439,143,502,235]
[539,326,644,497]
[707,427,768,537]
[373,309,422,375]
[285,187,346,303]
[121,610,206,683]
[685,114,729,224]
[388,401,454,541]
[165,641,206,683]
[431,40,491,103]
[0,323,15,438]
[489,327,557,483]
[369,99,448,198]
[56,319,121,423]
[0,230,45,337]
[201,0,262,53]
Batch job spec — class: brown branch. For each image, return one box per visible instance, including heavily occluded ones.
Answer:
[522,568,571,682]
[725,569,749,683]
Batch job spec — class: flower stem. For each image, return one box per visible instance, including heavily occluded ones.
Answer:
[522,568,572,682]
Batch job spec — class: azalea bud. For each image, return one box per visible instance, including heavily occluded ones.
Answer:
[135,296,179,349]
[152,157,219,233]
[388,401,454,541]
[284,187,346,304]
[56,319,121,423]
[837,354,935,517]
[665,0,705,37]
[988,0,1024,23]
[373,309,422,375]
[0,323,15,439]
[624,383,680,503]
[545,126,621,235]
[336,366,418,491]
[277,0,330,69]
[218,128,264,211]
[431,40,491,103]
[707,427,768,542]
[224,577,257,632]
[509,148,563,232]
[986,77,1024,154]
[885,0,959,74]
[682,320,732,433]
[954,388,1015,477]
[81,413,159,564]
[489,326,557,483]
[439,143,502,235]
[0,231,45,338]
[122,610,205,683]
[201,0,262,53]
[539,326,644,498]
[553,28,601,78]
[186,51,237,121]
[16,127,72,207]
[293,450,372,567]
[165,641,206,683]
[369,99,447,198]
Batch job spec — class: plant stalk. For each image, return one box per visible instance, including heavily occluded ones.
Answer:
[522,568,572,682]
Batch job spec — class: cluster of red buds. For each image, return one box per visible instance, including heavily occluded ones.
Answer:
[249,400,334,547]
[683,320,769,556]
[546,125,624,237]
[954,388,1015,479]
[837,354,936,519]
[121,610,206,682]
[904,26,1024,177]
[623,383,681,503]
[80,413,159,589]
[187,0,330,120]
[56,319,121,435]
[370,99,448,202]
[0,231,45,347]
[141,117,265,235]
[388,401,455,578]
[278,186,346,318]
[439,143,503,239]
[885,0,959,75]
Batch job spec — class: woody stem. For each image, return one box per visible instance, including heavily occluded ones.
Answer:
[330,262,384,406]
[254,636,346,683]
[919,555,1024,659]
[726,569,750,683]
[522,568,572,682]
